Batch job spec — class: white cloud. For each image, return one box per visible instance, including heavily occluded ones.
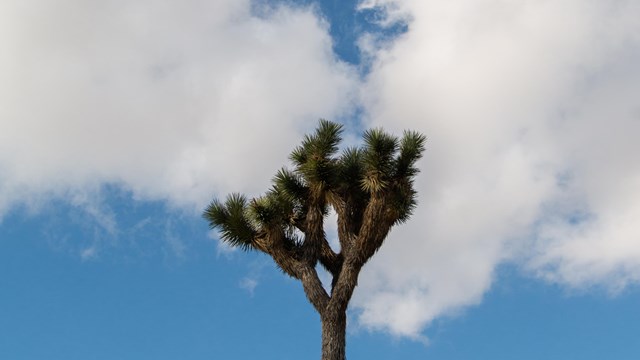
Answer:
[353,0,640,338]
[0,0,358,216]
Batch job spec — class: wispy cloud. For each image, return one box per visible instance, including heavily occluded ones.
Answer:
[209,230,238,258]
[163,220,186,260]
[238,258,273,297]
[80,245,98,261]
[239,277,259,297]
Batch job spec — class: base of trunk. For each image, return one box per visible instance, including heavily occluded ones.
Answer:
[321,311,347,360]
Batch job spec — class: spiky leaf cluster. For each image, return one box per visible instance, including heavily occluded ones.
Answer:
[203,193,256,250]
[289,119,343,194]
[203,120,425,252]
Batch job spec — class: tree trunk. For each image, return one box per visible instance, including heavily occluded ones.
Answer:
[321,310,347,360]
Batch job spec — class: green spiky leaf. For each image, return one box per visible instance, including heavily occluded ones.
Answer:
[395,130,426,178]
[361,128,399,192]
[273,168,309,202]
[290,120,343,190]
[203,193,256,250]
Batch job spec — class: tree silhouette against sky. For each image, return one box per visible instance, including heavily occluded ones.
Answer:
[204,120,425,360]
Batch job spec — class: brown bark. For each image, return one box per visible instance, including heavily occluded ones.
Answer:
[354,194,394,264]
[321,309,347,360]
[319,258,361,360]
[298,264,330,314]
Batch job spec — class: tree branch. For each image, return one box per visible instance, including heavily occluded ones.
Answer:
[331,200,357,255]
[319,240,343,276]
[301,203,325,263]
[298,264,330,314]
[255,223,331,315]
[327,259,361,314]
[295,202,343,276]
[353,193,395,266]
[255,230,301,279]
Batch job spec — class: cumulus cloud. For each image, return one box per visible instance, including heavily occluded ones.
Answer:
[0,0,358,216]
[353,0,640,337]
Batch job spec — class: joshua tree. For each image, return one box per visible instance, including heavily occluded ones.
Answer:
[203,120,425,360]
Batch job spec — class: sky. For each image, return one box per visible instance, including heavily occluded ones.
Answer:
[1,0,640,359]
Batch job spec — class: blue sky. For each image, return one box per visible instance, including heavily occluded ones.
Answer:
[2,0,640,359]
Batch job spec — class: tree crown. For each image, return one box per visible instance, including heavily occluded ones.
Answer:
[204,120,425,277]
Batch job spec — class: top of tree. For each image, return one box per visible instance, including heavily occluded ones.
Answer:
[203,119,425,275]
